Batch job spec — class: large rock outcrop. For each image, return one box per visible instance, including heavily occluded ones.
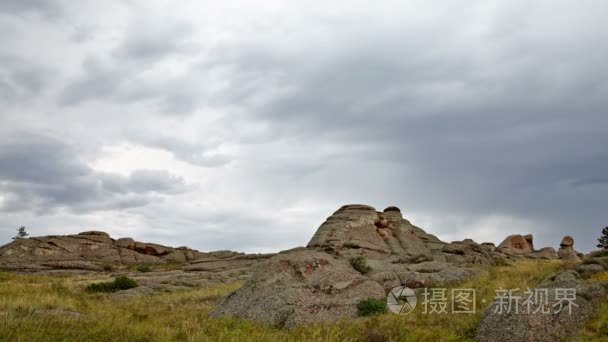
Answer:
[212,204,494,327]
[557,235,583,261]
[476,266,608,341]
[210,249,386,328]
[0,231,274,277]
[496,234,534,255]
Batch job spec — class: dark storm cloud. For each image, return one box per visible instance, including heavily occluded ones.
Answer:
[0,55,54,104]
[0,0,61,17]
[2,1,608,252]
[177,10,608,250]
[0,133,187,213]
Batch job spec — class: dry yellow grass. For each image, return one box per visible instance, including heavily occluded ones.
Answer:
[0,260,603,342]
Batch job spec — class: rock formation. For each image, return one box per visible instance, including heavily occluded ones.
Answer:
[477,253,608,342]
[211,204,496,327]
[0,231,274,276]
[496,234,534,255]
[557,235,582,260]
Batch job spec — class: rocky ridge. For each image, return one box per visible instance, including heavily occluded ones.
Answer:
[211,204,589,327]
[0,230,274,284]
[0,204,596,329]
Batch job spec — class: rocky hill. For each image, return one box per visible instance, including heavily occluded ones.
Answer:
[1,203,602,339]
[210,204,589,328]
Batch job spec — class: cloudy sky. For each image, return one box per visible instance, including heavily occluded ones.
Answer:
[0,0,606,253]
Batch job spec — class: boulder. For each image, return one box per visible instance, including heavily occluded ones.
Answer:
[476,270,606,341]
[531,247,558,260]
[163,251,187,263]
[210,250,386,328]
[0,231,205,269]
[480,243,496,253]
[306,204,431,258]
[557,236,581,261]
[116,238,136,249]
[560,236,574,247]
[496,234,534,255]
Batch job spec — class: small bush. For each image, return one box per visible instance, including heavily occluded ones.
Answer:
[357,298,387,316]
[349,256,372,274]
[589,250,608,258]
[136,264,152,273]
[86,276,138,293]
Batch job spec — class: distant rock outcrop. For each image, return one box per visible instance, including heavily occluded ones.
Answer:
[0,231,274,276]
[496,234,534,255]
[557,235,582,260]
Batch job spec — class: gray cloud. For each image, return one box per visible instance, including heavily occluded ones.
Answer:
[1,1,608,252]
[0,55,54,104]
[0,133,187,214]
[0,0,61,17]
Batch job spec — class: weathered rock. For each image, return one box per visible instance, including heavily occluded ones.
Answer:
[480,243,496,252]
[476,270,606,342]
[163,251,187,263]
[211,205,494,327]
[576,263,605,279]
[496,234,534,255]
[530,247,558,260]
[557,236,581,261]
[0,231,204,270]
[109,286,156,300]
[39,261,104,271]
[560,236,574,247]
[116,238,136,249]
[210,250,386,328]
[307,204,432,259]
[78,231,110,237]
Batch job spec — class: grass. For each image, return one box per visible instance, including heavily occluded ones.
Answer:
[349,256,372,274]
[0,260,603,341]
[86,276,139,293]
[136,265,153,273]
[357,298,387,316]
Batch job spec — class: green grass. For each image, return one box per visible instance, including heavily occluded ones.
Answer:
[357,298,387,316]
[136,264,153,273]
[0,260,602,341]
[349,256,372,274]
[86,276,139,293]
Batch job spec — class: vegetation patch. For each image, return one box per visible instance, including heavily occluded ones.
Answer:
[86,276,139,293]
[349,256,372,274]
[357,298,387,316]
[2,261,605,341]
[136,264,152,273]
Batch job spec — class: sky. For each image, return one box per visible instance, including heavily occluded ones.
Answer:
[0,0,607,253]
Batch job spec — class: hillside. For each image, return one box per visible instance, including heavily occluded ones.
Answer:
[1,205,607,341]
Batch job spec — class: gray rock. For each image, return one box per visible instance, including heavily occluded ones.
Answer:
[210,249,385,328]
[530,247,558,260]
[116,238,136,249]
[496,234,533,255]
[476,270,606,342]
[576,264,605,279]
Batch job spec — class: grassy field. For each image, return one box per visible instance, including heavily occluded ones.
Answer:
[0,261,606,342]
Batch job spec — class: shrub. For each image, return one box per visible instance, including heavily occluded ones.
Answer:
[349,256,372,274]
[12,226,28,240]
[86,276,138,293]
[597,227,608,249]
[357,298,387,316]
[589,249,608,259]
[136,264,152,273]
